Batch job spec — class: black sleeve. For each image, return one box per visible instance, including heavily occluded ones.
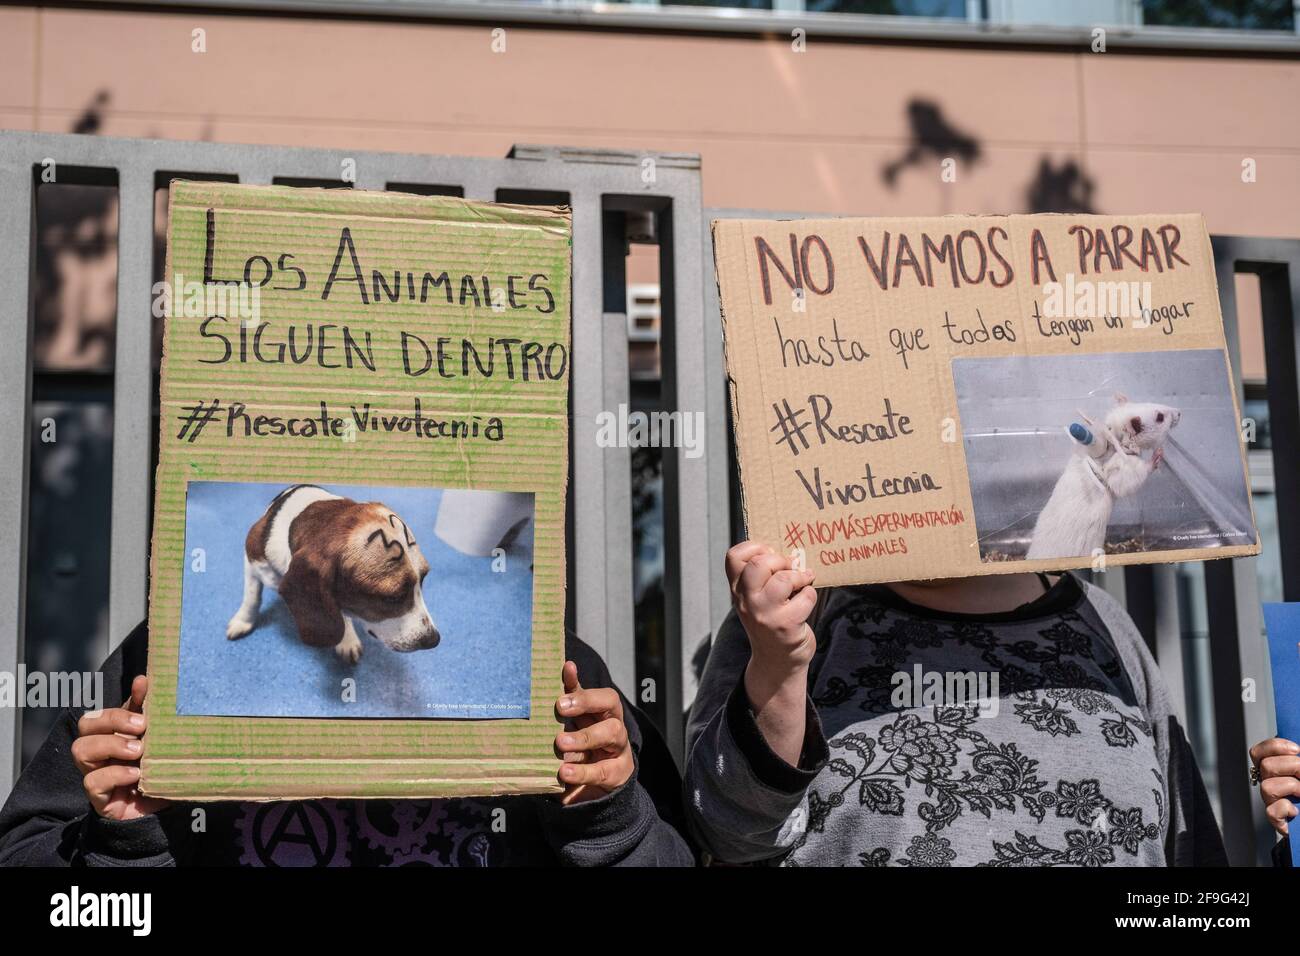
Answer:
[724,675,829,792]
[1271,835,1292,868]
[1163,715,1229,867]
[0,621,198,867]
[533,633,696,867]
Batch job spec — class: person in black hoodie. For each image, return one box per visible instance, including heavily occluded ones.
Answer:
[0,621,695,867]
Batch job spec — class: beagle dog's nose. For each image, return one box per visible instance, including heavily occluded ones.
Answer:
[418,624,441,650]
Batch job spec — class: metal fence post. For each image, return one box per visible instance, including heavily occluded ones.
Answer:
[0,160,35,797]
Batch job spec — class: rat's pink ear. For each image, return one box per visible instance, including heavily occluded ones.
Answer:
[1113,392,1129,405]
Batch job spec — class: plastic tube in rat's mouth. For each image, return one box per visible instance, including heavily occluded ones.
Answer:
[1158,434,1254,539]
[1069,422,1110,459]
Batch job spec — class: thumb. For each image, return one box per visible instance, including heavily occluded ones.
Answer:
[126,675,148,713]
[562,661,583,696]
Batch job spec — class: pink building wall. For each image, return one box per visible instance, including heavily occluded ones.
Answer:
[2,5,1295,376]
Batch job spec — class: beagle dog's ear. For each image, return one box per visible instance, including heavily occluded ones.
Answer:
[279,547,344,648]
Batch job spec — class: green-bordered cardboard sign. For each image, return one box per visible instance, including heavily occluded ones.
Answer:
[141,181,570,800]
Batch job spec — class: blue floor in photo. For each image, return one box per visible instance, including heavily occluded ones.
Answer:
[176,481,534,719]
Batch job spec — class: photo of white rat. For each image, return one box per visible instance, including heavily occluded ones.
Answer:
[954,351,1255,566]
[1025,393,1181,560]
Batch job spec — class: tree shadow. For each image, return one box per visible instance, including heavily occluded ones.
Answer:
[882,99,981,189]
[1026,157,1097,213]
[71,90,110,135]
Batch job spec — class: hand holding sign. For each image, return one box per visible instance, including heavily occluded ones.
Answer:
[1250,737,1300,837]
[73,676,170,821]
[727,541,818,667]
[555,662,634,805]
[726,540,818,766]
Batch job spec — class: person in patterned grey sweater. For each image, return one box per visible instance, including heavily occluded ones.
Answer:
[683,541,1226,867]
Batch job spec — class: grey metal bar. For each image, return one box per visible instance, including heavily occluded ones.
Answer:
[597,305,633,696]
[1153,563,1188,723]
[663,191,708,760]
[568,194,606,676]
[1209,236,1263,865]
[108,167,156,651]
[1225,548,1272,865]
[700,218,735,705]
[1098,562,1128,608]
[0,160,35,799]
[569,189,638,702]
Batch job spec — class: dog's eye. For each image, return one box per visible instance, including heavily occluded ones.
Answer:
[1156,413,1164,423]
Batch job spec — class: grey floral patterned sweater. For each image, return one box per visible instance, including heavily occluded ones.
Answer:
[683,575,1227,867]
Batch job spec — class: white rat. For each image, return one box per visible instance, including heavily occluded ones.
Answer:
[1025,393,1181,561]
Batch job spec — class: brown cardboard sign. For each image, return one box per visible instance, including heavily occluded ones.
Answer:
[714,213,1259,587]
[141,182,570,800]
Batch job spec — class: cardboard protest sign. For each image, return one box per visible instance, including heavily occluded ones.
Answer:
[714,213,1259,587]
[142,181,570,799]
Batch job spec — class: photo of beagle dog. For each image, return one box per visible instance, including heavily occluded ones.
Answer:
[225,484,441,664]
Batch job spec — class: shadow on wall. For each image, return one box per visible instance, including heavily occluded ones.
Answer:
[880,97,1098,215]
[71,90,110,136]
[1026,157,1097,214]
[882,99,982,189]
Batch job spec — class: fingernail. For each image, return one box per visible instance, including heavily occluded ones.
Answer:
[561,765,577,780]
[559,697,574,712]
[127,766,141,777]
[126,739,142,753]
[129,714,145,729]
[558,734,576,748]
[1289,742,1300,754]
